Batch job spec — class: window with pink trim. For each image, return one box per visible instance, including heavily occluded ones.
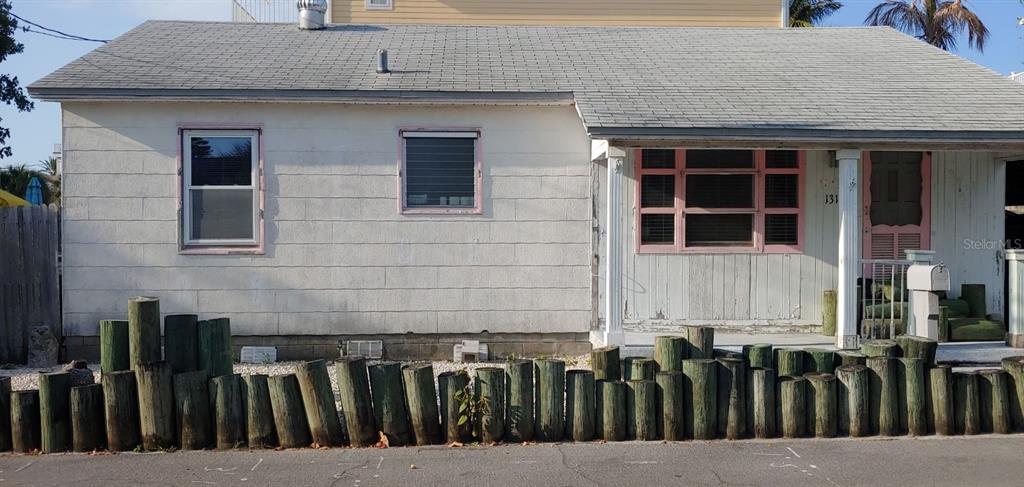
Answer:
[400,130,482,214]
[181,129,263,251]
[636,148,804,253]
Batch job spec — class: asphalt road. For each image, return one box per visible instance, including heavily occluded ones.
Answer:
[2,435,1023,486]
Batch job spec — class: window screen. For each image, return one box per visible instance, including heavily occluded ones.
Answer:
[641,149,676,169]
[184,132,258,245]
[404,135,477,209]
[765,214,798,245]
[641,214,675,245]
[686,175,754,208]
[641,175,675,208]
[686,214,753,247]
[686,149,754,169]
[765,174,798,208]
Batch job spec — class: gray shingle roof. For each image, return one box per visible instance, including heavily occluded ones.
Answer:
[28,21,1024,140]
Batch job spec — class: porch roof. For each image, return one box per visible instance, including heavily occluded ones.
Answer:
[28,21,1024,147]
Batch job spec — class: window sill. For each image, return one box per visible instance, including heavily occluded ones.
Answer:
[179,245,264,256]
[636,245,803,255]
[401,207,483,215]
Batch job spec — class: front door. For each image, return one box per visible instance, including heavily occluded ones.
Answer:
[863,151,931,261]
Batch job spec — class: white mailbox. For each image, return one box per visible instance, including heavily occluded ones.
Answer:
[907,264,950,292]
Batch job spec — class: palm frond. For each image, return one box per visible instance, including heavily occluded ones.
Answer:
[866,0,988,52]
[789,0,844,28]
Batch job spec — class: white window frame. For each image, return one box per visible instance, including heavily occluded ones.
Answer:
[366,0,394,10]
[182,129,261,248]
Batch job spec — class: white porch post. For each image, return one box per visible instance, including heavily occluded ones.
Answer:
[904,249,935,336]
[836,149,862,349]
[604,146,626,347]
[1007,249,1024,348]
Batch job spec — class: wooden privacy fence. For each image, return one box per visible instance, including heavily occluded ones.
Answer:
[0,205,60,364]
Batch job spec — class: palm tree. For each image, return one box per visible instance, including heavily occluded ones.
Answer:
[789,0,844,28]
[34,157,60,204]
[0,164,45,201]
[865,0,989,52]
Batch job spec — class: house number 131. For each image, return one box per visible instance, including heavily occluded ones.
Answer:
[824,194,839,204]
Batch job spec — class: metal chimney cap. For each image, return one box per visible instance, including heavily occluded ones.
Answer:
[297,0,328,30]
[376,49,390,74]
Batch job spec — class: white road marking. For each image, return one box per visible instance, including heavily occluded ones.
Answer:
[786,447,801,458]
[376,456,384,470]
[624,461,660,465]
[753,453,784,457]
[251,459,263,472]
[13,463,32,473]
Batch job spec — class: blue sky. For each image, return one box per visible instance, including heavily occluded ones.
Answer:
[1,0,1023,168]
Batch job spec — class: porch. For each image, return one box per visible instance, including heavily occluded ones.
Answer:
[591,141,1019,351]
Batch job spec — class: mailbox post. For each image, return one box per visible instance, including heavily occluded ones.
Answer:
[906,261,950,340]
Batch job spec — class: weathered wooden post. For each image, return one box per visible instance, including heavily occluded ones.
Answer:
[685,326,715,359]
[534,358,565,442]
[929,365,954,435]
[804,349,836,374]
[335,356,376,447]
[505,359,534,442]
[804,372,837,438]
[623,357,656,381]
[657,370,684,440]
[895,335,938,365]
[836,351,867,367]
[777,375,807,438]
[898,357,927,436]
[369,361,412,446]
[70,384,106,452]
[475,367,505,443]
[244,374,278,448]
[10,390,40,453]
[211,374,246,449]
[39,371,71,453]
[625,379,656,441]
[128,296,161,370]
[1003,356,1024,431]
[591,346,621,381]
[172,370,212,450]
[716,357,745,440]
[100,319,130,374]
[566,370,596,441]
[953,371,981,435]
[867,356,898,436]
[938,306,950,343]
[164,314,199,373]
[836,364,870,437]
[0,377,9,452]
[861,339,899,358]
[404,363,442,446]
[822,290,838,336]
[743,343,773,369]
[267,374,312,448]
[682,358,717,440]
[295,359,344,447]
[600,380,626,441]
[135,361,176,450]
[977,369,1012,434]
[655,336,686,372]
[750,368,776,439]
[774,349,805,377]
[102,370,141,451]
[198,318,233,379]
[439,370,471,444]
[961,283,987,318]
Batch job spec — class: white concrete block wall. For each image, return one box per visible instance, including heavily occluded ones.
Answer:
[61,102,593,336]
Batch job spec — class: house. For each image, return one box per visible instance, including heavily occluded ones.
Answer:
[27,15,1024,360]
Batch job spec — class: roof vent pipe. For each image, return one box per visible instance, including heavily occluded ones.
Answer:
[376,49,390,74]
[297,0,328,30]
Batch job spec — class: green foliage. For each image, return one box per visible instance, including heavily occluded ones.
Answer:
[789,0,843,27]
[0,164,50,202]
[453,384,490,441]
[865,0,989,52]
[0,1,33,159]
[34,157,60,204]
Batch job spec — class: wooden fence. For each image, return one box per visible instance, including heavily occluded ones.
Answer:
[0,205,60,364]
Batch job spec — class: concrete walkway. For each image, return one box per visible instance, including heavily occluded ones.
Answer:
[623,331,1022,365]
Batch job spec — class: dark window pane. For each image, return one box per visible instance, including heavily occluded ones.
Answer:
[641,175,675,208]
[686,214,753,247]
[766,150,799,168]
[190,189,253,240]
[191,136,253,186]
[765,214,799,245]
[765,174,799,208]
[405,137,476,208]
[686,149,754,169]
[641,149,675,169]
[869,151,923,226]
[641,214,675,245]
[686,175,753,208]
